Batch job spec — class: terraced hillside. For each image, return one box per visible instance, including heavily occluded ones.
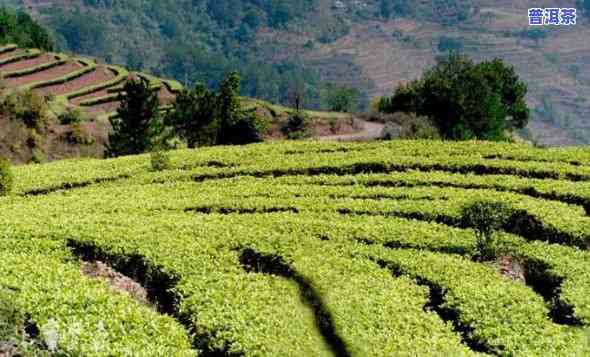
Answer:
[0,44,182,120]
[2,140,590,355]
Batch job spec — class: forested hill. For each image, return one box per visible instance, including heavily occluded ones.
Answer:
[4,0,590,145]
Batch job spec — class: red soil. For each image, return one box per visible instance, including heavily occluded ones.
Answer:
[70,88,114,106]
[84,101,121,114]
[35,65,115,97]
[158,86,175,105]
[5,61,82,87]
[0,53,54,71]
[0,48,21,61]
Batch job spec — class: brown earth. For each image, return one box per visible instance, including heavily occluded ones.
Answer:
[35,65,115,97]
[0,53,53,71]
[81,260,150,305]
[5,61,81,87]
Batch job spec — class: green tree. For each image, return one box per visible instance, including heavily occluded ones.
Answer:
[322,84,358,113]
[165,84,218,148]
[380,52,530,140]
[166,71,267,147]
[0,8,54,50]
[216,71,244,145]
[108,78,162,156]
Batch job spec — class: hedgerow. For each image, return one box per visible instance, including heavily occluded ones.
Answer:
[62,65,129,100]
[0,140,589,355]
[19,57,96,91]
[0,48,41,66]
[1,53,68,78]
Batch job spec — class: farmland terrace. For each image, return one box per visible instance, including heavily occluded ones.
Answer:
[0,44,183,122]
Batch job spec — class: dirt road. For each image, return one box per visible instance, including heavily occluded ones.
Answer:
[318,119,384,141]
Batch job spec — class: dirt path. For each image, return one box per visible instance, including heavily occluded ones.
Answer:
[318,119,384,141]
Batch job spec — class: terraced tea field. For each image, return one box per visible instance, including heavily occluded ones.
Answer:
[2,140,590,356]
[0,44,182,120]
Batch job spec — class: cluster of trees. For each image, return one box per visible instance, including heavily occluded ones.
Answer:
[109,72,266,157]
[41,1,328,110]
[380,0,471,25]
[0,7,53,50]
[379,53,530,141]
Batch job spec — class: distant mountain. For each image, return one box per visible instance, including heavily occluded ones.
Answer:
[5,0,590,145]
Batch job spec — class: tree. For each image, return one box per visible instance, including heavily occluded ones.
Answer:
[165,84,218,148]
[167,71,267,147]
[287,78,306,111]
[108,78,162,156]
[380,52,530,140]
[0,8,54,50]
[216,71,244,145]
[322,84,358,113]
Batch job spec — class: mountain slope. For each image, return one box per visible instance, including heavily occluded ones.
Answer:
[5,0,590,145]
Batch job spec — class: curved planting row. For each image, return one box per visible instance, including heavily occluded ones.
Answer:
[2,141,590,356]
[0,48,41,66]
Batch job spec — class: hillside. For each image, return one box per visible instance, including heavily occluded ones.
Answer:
[6,0,589,146]
[0,44,371,163]
[1,140,590,355]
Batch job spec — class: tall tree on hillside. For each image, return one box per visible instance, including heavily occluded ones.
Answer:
[216,71,243,144]
[164,83,218,148]
[108,78,162,156]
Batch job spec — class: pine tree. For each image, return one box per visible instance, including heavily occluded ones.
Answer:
[108,78,162,156]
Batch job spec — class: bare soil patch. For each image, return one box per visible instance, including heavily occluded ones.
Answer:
[0,53,53,72]
[5,62,82,87]
[498,255,525,283]
[35,65,115,97]
[81,261,149,305]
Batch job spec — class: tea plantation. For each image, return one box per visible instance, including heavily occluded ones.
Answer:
[1,140,590,356]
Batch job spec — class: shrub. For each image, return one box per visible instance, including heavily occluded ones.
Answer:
[150,150,172,171]
[222,109,268,145]
[379,112,440,140]
[461,201,512,261]
[31,149,45,164]
[58,106,84,125]
[381,122,402,140]
[0,156,13,196]
[1,90,48,129]
[282,111,311,140]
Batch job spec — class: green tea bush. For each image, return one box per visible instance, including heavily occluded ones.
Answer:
[0,156,13,196]
[461,201,512,261]
[150,150,172,171]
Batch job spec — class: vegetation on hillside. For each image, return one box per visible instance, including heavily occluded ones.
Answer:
[0,7,53,50]
[379,53,529,141]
